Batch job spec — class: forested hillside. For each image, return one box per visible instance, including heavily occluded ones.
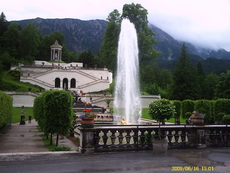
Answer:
[16,18,107,54]
[15,18,230,60]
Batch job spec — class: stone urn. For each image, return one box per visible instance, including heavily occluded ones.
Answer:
[188,111,205,125]
[189,117,204,124]
[81,118,94,128]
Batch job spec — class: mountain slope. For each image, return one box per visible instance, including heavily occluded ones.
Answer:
[16,18,107,54]
[15,18,230,59]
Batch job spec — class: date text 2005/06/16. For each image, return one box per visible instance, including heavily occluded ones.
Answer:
[172,166,214,171]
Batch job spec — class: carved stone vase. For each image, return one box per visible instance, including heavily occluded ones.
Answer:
[189,117,204,125]
[81,118,94,128]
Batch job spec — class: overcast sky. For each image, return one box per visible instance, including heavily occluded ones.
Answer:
[2,0,230,51]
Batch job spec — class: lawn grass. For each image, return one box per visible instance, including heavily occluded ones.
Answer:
[40,131,71,151]
[12,107,34,123]
[168,117,186,124]
[11,107,187,124]
[141,108,152,119]
[2,78,42,92]
[41,134,61,151]
[141,108,187,124]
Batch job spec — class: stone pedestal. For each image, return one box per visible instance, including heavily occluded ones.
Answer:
[197,129,206,148]
[79,128,95,154]
[81,118,94,128]
[20,114,25,125]
[152,138,168,154]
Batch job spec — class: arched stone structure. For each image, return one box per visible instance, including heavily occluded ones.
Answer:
[70,78,76,88]
[50,40,62,61]
[63,78,68,89]
[55,78,61,88]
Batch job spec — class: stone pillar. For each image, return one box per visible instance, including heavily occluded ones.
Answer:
[50,50,52,61]
[78,127,95,154]
[50,40,63,61]
[52,50,55,60]
[57,50,60,61]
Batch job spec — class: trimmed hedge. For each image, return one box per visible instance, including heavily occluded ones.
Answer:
[213,99,230,121]
[182,100,194,119]
[194,100,212,123]
[0,91,13,128]
[43,90,73,136]
[33,90,74,145]
[173,100,181,119]
[223,115,230,124]
[148,98,230,124]
[33,93,46,130]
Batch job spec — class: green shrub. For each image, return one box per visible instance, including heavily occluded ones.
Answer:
[172,100,181,119]
[75,137,80,142]
[214,112,225,123]
[182,100,194,119]
[52,146,71,151]
[214,99,230,117]
[0,91,13,128]
[185,112,192,119]
[195,100,212,123]
[222,115,230,124]
[148,98,176,124]
[35,90,74,146]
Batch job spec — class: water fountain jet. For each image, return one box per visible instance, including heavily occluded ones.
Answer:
[114,19,141,124]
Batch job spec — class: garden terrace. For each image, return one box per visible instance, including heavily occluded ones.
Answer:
[77,124,230,154]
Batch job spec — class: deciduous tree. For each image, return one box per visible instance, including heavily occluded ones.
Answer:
[19,22,42,63]
[2,22,20,61]
[215,70,230,99]
[122,3,160,65]
[100,9,121,72]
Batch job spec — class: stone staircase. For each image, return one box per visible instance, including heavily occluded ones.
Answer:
[20,76,53,90]
[21,68,109,91]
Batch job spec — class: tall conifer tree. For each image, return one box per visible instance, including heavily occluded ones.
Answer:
[171,43,199,100]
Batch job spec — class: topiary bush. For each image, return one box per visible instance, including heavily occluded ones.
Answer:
[172,100,181,119]
[148,98,176,124]
[0,91,13,129]
[172,100,182,124]
[214,99,230,117]
[222,115,230,124]
[185,112,192,119]
[214,112,225,123]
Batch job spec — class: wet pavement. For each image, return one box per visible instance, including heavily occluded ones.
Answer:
[0,120,230,172]
[0,148,230,173]
[0,120,78,154]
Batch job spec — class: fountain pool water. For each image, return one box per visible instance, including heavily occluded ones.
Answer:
[114,19,141,124]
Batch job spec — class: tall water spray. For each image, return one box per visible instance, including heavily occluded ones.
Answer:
[114,19,141,124]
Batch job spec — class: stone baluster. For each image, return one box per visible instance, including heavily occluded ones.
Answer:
[132,129,138,148]
[215,130,221,143]
[125,130,131,145]
[139,130,146,145]
[209,130,215,143]
[94,130,101,146]
[118,131,124,145]
[167,130,173,145]
[147,130,153,147]
[181,130,186,147]
[174,130,180,143]
[110,130,116,146]
[102,130,109,146]
[154,129,160,139]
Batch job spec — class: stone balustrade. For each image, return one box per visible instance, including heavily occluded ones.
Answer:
[77,124,230,154]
